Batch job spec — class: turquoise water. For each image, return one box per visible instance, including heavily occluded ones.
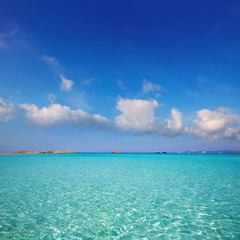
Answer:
[0,154,239,239]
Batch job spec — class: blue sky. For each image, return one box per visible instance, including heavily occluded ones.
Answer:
[0,0,240,152]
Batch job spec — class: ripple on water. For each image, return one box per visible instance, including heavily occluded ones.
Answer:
[0,153,240,239]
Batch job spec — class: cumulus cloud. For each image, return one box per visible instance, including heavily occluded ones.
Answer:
[192,107,240,140]
[224,128,240,141]
[0,98,17,121]
[115,97,184,136]
[115,97,159,133]
[114,100,240,140]
[60,74,74,91]
[160,108,185,136]
[142,79,166,94]
[19,103,111,130]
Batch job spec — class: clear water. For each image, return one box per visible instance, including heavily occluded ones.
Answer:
[0,153,239,239]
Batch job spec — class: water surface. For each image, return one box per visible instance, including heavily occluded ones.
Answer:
[0,153,239,239]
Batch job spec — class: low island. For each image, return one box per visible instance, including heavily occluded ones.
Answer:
[0,150,79,154]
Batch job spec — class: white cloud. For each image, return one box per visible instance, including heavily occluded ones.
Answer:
[47,93,56,104]
[41,54,62,74]
[224,128,240,141]
[115,97,159,133]
[160,108,185,136]
[60,74,74,91]
[19,103,110,130]
[192,107,240,140]
[0,98,17,121]
[42,55,60,67]
[42,56,74,91]
[114,101,240,140]
[142,79,166,94]
[114,97,184,136]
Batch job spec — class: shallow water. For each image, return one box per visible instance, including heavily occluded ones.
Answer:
[0,153,240,239]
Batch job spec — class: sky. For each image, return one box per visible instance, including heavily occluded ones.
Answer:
[0,0,240,152]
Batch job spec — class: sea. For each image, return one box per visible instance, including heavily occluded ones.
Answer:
[0,153,239,239]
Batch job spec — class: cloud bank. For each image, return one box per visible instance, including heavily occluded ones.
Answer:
[0,98,17,121]
[19,103,110,130]
[114,98,240,140]
[1,95,239,142]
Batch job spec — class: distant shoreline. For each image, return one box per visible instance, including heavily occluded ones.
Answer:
[0,151,239,154]
[0,150,79,155]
